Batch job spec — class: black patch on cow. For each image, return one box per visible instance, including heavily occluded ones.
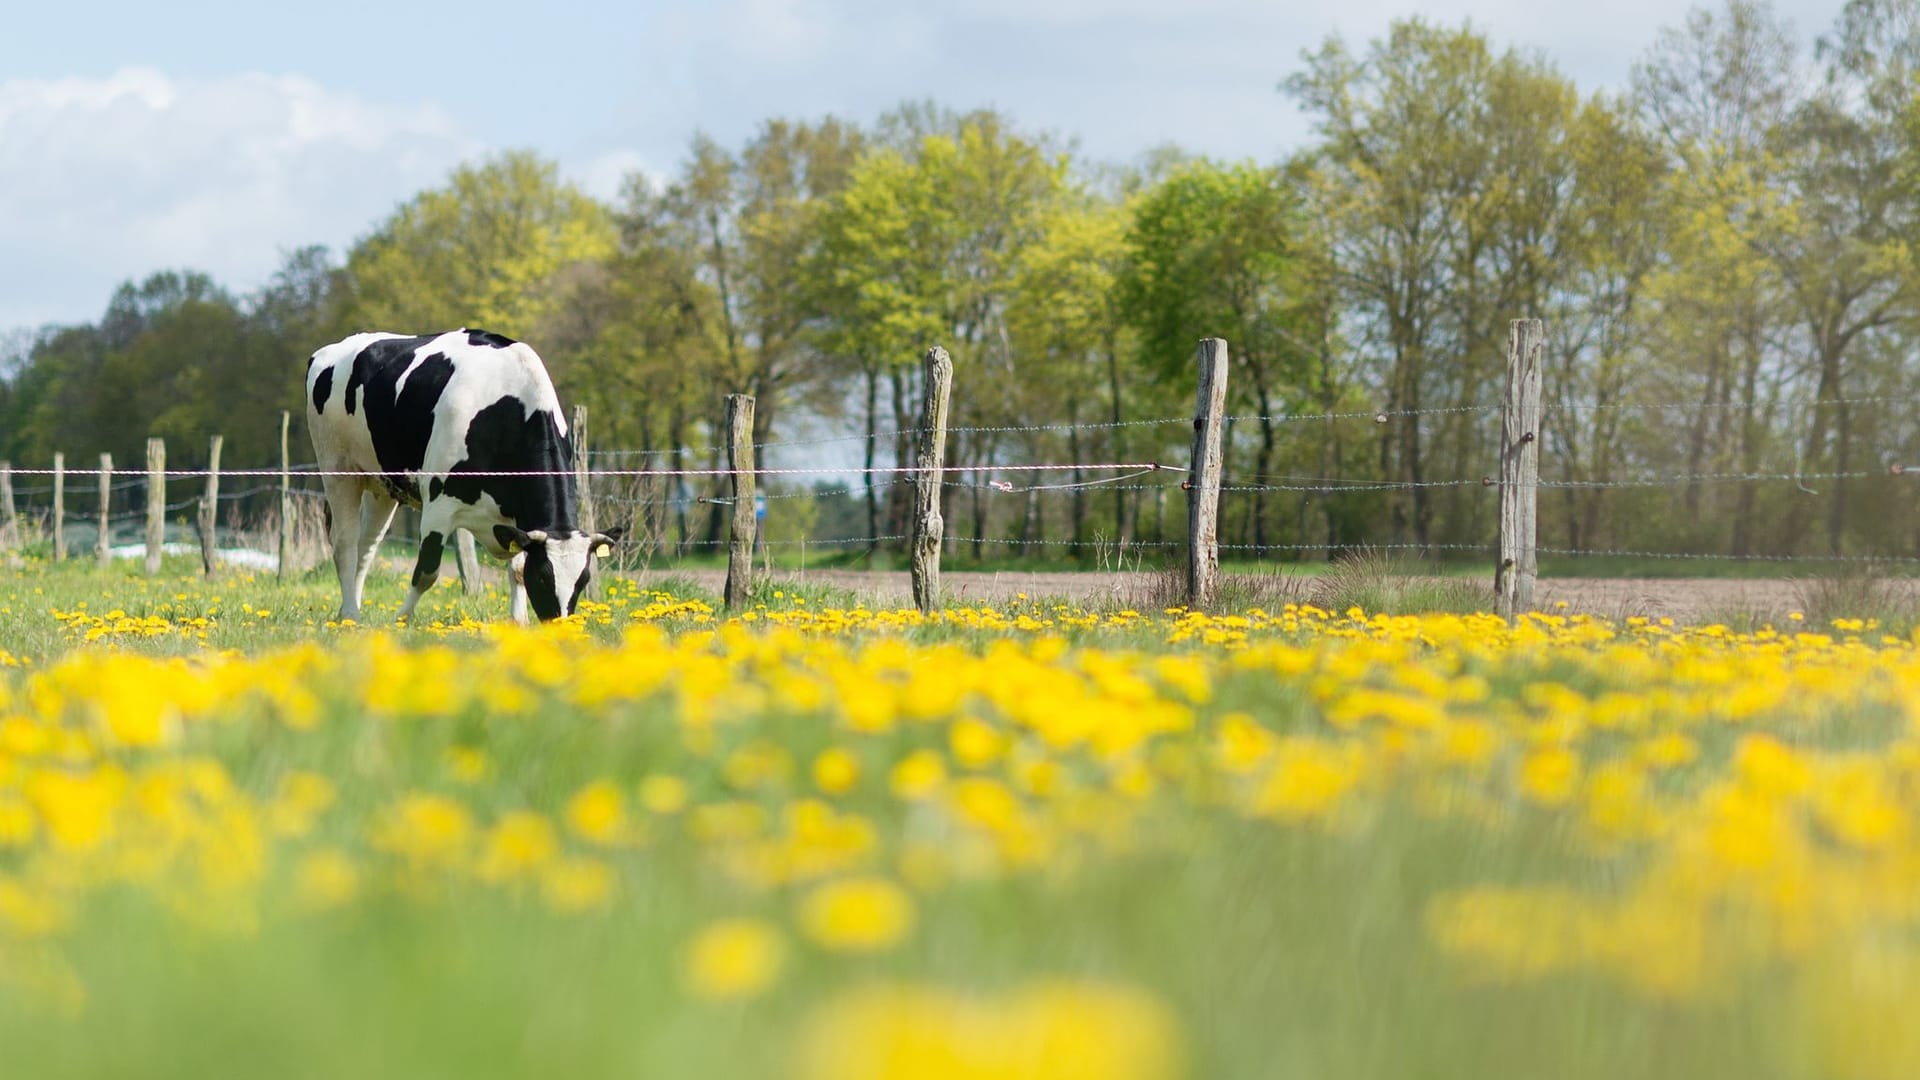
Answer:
[340,337,459,504]
[441,396,578,535]
[428,477,444,501]
[411,531,444,590]
[310,365,335,415]
[521,543,564,622]
[465,329,517,349]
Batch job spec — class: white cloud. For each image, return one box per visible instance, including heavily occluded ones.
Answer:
[574,147,657,204]
[0,68,482,332]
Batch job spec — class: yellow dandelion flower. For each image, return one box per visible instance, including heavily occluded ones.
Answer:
[813,747,861,795]
[541,857,616,913]
[683,917,786,1001]
[798,876,916,953]
[566,780,628,845]
[639,774,690,815]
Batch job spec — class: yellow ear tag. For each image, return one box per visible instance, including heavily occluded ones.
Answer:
[508,541,523,554]
[593,543,612,558]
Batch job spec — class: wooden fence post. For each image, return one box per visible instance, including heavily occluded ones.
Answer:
[51,453,65,562]
[0,463,16,550]
[911,346,953,614]
[279,411,293,581]
[1186,338,1230,609]
[573,404,595,535]
[1496,318,1545,620]
[198,435,223,575]
[145,437,165,576]
[573,403,599,598]
[97,454,112,566]
[723,394,756,611]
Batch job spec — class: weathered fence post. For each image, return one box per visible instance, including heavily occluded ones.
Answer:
[573,403,599,599]
[279,411,293,581]
[96,454,112,566]
[911,346,953,614]
[573,404,595,535]
[145,437,165,576]
[0,463,17,550]
[1496,318,1545,620]
[51,453,65,562]
[723,394,756,611]
[198,435,223,575]
[1186,339,1230,609]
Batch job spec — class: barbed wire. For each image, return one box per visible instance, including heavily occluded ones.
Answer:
[1539,470,1880,489]
[1221,478,1484,494]
[7,461,1185,481]
[1547,393,1920,414]
[1538,546,1920,565]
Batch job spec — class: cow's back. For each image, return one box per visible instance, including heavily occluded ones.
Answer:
[305,330,570,498]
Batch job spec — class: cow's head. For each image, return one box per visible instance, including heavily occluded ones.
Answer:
[495,524,626,621]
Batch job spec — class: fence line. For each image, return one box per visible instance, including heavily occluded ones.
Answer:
[6,458,1905,503]
[3,461,1182,480]
[1538,546,1920,565]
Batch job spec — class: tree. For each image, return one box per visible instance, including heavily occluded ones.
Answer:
[1286,20,1585,549]
[811,110,1069,550]
[1632,0,1802,553]
[1122,161,1312,554]
[347,151,616,337]
[1007,196,1134,548]
[1763,0,1920,552]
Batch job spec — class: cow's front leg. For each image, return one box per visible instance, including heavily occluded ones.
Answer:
[398,531,445,623]
[399,500,458,624]
[509,551,530,625]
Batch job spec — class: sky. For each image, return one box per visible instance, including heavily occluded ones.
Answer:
[1,0,1848,338]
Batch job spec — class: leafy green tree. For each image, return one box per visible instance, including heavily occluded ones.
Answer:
[1632,0,1801,553]
[1764,0,1920,552]
[1288,20,1587,548]
[1123,160,1313,553]
[347,151,616,337]
[811,110,1068,549]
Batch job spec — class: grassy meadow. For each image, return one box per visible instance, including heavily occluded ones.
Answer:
[0,553,1918,1079]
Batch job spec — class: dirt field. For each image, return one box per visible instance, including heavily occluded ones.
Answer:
[630,568,1833,624]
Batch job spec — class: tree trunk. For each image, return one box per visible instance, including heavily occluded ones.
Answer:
[1068,402,1085,554]
[670,408,690,556]
[864,362,880,556]
[889,368,911,550]
[1106,342,1129,544]
[1730,331,1762,559]
[1253,381,1276,557]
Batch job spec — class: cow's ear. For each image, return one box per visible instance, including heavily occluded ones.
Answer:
[590,528,624,559]
[494,524,532,554]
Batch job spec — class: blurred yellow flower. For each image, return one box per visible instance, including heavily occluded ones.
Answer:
[566,780,628,846]
[799,876,916,953]
[683,917,786,1001]
[794,980,1182,1080]
[813,747,861,795]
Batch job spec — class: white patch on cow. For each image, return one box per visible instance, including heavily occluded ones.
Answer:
[544,533,596,613]
[305,331,404,478]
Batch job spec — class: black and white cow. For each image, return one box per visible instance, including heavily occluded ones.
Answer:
[304,329,621,624]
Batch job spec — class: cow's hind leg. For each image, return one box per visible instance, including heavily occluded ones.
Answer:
[398,500,456,623]
[325,480,370,622]
[349,490,399,618]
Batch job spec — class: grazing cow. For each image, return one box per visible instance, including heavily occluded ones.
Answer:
[304,329,621,624]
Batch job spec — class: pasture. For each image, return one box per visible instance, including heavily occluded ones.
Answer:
[1,555,1917,1079]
